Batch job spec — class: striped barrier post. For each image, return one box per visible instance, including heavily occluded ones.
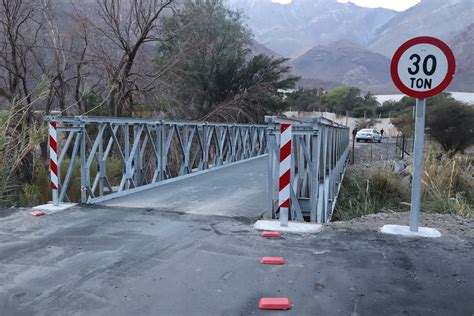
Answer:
[49,121,59,206]
[279,123,291,227]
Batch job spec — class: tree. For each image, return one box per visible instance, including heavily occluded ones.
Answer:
[203,54,298,122]
[155,0,297,122]
[355,117,380,129]
[389,92,465,139]
[376,99,410,117]
[0,0,42,107]
[391,112,414,136]
[320,86,379,117]
[285,88,320,112]
[426,100,474,156]
[85,0,175,117]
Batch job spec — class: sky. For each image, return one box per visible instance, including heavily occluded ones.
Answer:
[272,0,422,11]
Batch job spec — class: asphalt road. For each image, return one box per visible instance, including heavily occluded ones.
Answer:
[1,204,473,315]
[102,156,268,218]
[1,152,473,315]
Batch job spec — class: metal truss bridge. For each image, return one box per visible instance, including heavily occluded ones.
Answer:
[46,115,350,223]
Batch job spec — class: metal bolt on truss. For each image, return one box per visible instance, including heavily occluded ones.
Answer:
[265,116,350,223]
[45,116,268,204]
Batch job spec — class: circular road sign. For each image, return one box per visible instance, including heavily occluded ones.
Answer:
[390,36,456,99]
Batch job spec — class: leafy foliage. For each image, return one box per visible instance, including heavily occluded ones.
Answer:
[390,93,474,155]
[426,99,474,156]
[391,112,414,136]
[284,88,322,111]
[156,0,298,122]
[320,86,379,117]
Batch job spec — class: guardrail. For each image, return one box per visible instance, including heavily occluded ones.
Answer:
[266,116,350,223]
[46,116,267,204]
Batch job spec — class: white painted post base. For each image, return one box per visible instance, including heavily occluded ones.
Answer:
[32,203,77,214]
[381,224,441,238]
[255,220,322,234]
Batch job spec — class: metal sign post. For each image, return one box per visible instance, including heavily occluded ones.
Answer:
[382,36,455,238]
[409,98,426,232]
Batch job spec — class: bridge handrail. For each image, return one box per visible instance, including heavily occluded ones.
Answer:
[45,116,267,128]
[46,116,268,204]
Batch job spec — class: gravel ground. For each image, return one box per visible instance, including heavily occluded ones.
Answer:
[331,211,474,240]
[351,137,399,164]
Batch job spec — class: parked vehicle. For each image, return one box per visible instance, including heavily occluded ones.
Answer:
[356,129,382,143]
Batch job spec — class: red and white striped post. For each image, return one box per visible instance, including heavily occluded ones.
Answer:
[279,123,292,227]
[49,121,59,206]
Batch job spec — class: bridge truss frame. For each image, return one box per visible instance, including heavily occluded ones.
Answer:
[45,116,267,204]
[266,116,350,223]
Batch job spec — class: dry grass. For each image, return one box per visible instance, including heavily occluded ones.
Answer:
[422,154,473,217]
[335,153,474,221]
[334,165,410,221]
[0,108,46,206]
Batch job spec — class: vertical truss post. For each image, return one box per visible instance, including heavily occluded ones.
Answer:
[158,121,165,181]
[98,124,105,196]
[310,124,320,223]
[80,123,88,203]
[134,124,142,186]
[201,124,208,170]
[124,124,130,190]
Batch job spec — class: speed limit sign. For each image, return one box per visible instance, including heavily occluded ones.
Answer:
[390,36,456,98]
[386,36,456,235]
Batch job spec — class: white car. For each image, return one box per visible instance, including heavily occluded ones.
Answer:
[356,128,382,143]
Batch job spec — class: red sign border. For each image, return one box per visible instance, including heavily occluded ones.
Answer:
[390,36,456,99]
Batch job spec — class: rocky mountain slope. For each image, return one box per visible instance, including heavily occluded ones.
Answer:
[250,40,280,57]
[369,0,474,57]
[228,0,396,58]
[450,23,474,92]
[291,41,391,87]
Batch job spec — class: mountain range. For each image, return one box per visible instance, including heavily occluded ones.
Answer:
[231,0,474,93]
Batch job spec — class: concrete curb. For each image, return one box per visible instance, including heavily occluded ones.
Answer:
[381,224,442,238]
[254,220,322,234]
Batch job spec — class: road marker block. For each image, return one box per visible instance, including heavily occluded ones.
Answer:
[260,231,282,238]
[31,210,45,217]
[259,297,292,310]
[260,257,285,265]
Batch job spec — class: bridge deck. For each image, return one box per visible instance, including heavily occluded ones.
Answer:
[101,156,268,219]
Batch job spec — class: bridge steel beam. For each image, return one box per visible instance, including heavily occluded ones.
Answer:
[45,116,268,204]
[266,116,350,223]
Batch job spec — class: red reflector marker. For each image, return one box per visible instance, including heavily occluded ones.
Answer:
[31,210,45,217]
[259,297,292,310]
[260,257,286,265]
[260,231,282,238]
